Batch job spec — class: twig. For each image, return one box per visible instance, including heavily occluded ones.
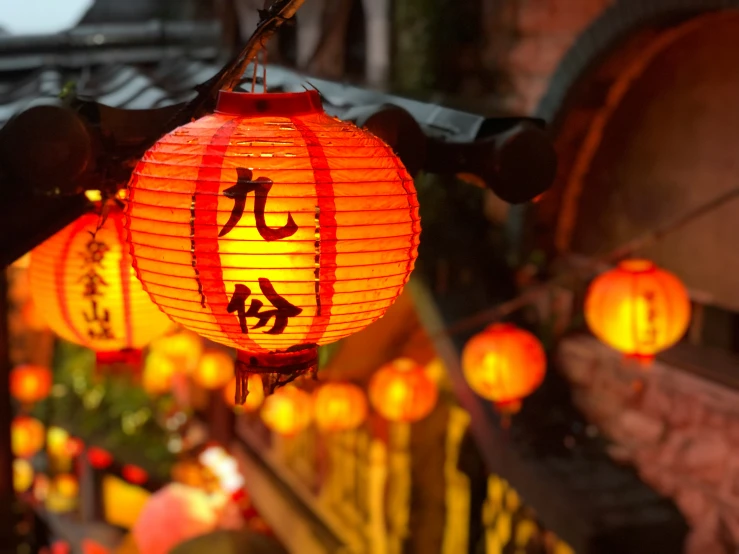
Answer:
[141,0,306,153]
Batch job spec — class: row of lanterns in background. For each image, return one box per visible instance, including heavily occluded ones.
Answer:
[17,216,693,426]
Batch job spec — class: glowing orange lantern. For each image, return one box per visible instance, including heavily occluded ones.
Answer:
[65,437,85,458]
[224,374,264,412]
[47,426,70,458]
[12,416,45,458]
[369,358,437,423]
[87,447,114,470]
[142,352,176,395]
[10,364,52,404]
[122,464,149,485]
[261,386,312,436]
[193,350,233,390]
[126,90,420,403]
[313,382,367,432]
[55,474,79,498]
[462,323,546,414]
[585,259,691,362]
[28,207,172,359]
[13,459,34,493]
[148,330,204,375]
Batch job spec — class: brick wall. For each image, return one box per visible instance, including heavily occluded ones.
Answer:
[482,0,611,114]
[558,336,739,554]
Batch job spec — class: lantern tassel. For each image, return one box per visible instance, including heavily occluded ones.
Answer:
[234,346,318,404]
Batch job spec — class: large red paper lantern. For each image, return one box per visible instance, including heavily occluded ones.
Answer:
[126,90,420,402]
[12,416,45,459]
[369,358,437,423]
[313,382,367,432]
[462,323,546,414]
[28,207,171,358]
[585,259,691,361]
[10,364,52,404]
[261,386,312,436]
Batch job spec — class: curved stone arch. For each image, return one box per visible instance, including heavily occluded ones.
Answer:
[519,1,739,257]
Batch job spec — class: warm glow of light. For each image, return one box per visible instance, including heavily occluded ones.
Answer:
[55,474,79,498]
[122,465,148,485]
[103,475,150,529]
[261,386,312,436]
[13,459,34,493]
[148,331,204,375]
[10,364,52,404]
[87,447,114,470]
[125,90,420,383]
[65,437,85,457]
[369,358,438,423]
[12,416,45,458]
[223,373,264,412]
[585,259,691,359]
[313,382,367,432]
[462,323,546,407]
[28,207,172,354]
[47,426,70,458]
[142,352,176,395]
[193,350,233,390]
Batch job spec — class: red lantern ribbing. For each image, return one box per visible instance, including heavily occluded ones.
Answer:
[126,91,420,402]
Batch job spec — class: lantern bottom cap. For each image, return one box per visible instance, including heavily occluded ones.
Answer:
[233,346,318,405]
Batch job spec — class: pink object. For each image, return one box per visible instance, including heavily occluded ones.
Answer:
[132,484,219,554]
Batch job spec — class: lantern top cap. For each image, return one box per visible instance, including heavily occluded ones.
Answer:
[216,90,324,117]
[617,259,656,273]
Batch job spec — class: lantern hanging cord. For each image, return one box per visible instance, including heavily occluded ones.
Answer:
[141,0,304,152]
[439,185,739,338]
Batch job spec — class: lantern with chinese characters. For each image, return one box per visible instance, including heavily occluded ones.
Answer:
[261,386,312,436]
[28,207,172,362]
[585,259,691,362]
[10,364,52,404]
[313,382,367,432]
[224,374,264,412]
[126,90,420,403]
[12,416,45,458]
[462,323,546,415]
[193,350,233,390]
[369,358,437,423]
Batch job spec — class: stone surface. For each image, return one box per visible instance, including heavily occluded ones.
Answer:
[558,336,739,554]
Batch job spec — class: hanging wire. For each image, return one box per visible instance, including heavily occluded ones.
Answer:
[438,185,739,338]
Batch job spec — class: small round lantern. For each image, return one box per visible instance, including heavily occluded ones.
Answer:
[143,352,176,396]
[122,464,149,485]
[224,374,264,412]
[13,459,34,493]
[12,416,45,458]
[10,364,52,404]
[148,331,204,375]
[193,350,233,390]
[126,90,420,403]
[87,447,114,470]
[313,382,367,432]
[368,358,438,423]
[65,437,85,458]
[585,259,691,362]
[462,323,546,415]
[261,386,312,436]
[28,207,172,361]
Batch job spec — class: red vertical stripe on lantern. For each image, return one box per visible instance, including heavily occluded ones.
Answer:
[114,210,134,348]
[291,118,337,345]
[192,119,259,352]
[56,217,90,346]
